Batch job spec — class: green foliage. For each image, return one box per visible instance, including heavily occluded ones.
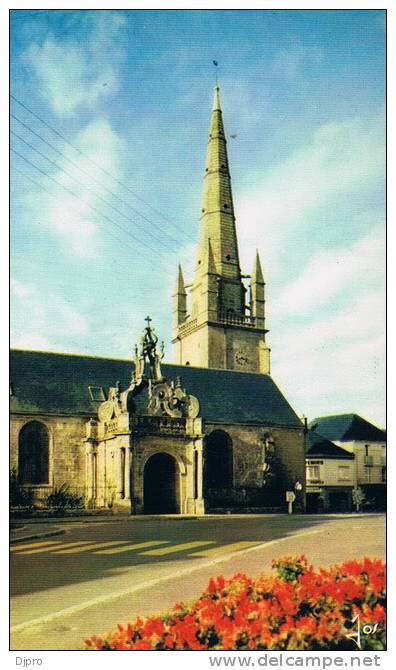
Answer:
[46,483,83,513]
[272,555,308,583]
[9,469,33,507]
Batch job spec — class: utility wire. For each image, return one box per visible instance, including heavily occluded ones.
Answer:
[11,93,196,242]
[11,163,139,258]
[11,167,170,288]
[11,111,182,248]
[11,147,174,265]
[11,129,178,254]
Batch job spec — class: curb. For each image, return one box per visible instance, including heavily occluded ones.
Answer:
[10,529,66,544]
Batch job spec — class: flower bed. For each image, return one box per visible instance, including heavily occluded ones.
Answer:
[85,556,386,651]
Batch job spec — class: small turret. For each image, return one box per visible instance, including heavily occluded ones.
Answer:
[250,250,265,329]
[172,264,187,329]
[199,238,218,322]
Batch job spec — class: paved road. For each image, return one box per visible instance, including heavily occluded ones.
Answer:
[10,513,385,650]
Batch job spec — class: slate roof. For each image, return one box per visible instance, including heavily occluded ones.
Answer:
[309,414,386,443]
[10,350,302,427]
[306,430,354,460]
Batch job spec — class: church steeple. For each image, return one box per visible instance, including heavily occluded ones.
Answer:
[172,84,271,374]
[197,85,241,281]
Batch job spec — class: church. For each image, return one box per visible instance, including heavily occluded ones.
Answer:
[10,86,306,515]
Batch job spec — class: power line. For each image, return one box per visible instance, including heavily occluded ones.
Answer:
[11,147,174,265]
[11,93,196,242]
[11,168,172,289]
[11,111,183,248]
[11,129,178,254]
[11,163,138,258]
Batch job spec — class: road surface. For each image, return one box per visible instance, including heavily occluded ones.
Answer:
[10,513,385,650]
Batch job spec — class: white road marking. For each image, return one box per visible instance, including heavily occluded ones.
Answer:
[10,527,326,633]
[190,540,261,557]
[54,541,129,554]
[95,540,170,555]
[11,540,60,553]
[140,540,215,556]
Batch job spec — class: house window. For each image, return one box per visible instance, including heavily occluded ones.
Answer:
[338,466,351,481]
[307,465,320,480]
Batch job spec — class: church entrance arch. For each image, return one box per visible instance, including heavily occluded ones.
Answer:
[143,452,179,514]
[203,430,233,507]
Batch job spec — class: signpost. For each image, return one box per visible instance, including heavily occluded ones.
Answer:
[286,490,296,514]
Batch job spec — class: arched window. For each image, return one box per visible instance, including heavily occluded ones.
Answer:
[203,430,233,491]
[18,421,49,485]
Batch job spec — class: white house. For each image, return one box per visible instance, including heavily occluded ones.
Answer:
[305,430,355,513]
[309,414,386,510]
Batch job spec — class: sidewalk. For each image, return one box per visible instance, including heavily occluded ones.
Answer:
[10,522,66,543]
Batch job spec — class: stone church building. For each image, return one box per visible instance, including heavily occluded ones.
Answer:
[10,86,306,515]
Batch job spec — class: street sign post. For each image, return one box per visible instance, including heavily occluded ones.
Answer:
[286,490,296,514]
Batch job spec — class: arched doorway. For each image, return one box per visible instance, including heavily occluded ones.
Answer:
[18,421,49,485]
[143,453,179,514]
[203,430,233,506]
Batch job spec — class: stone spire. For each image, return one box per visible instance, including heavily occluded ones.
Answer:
[252,250,264,284]
[172,84,270,375]
[172,264,187,328]
[197,85,241,281]
[250,250,265,329]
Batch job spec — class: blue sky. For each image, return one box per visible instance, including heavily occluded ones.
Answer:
[10,9,386,426]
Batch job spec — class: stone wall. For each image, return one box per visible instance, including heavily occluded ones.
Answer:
[10,414,87,501]
[10,413,305,512]
[204,421,306,503]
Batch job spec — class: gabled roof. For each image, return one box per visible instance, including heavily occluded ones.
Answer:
[10,349,302,427]
[306,430,354,460]
[309,414,386,443]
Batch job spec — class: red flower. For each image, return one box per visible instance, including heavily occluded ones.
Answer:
[84,556,386,652]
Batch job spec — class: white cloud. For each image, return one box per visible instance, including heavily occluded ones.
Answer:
[11,277,33,299]
[235,113,385,275]
[271,46,323,80]
[22,13,126,117]
[273,227,385,317]
[23,38,117,118]
[271,287,385,424]
[11,278,90,351]
[23,119,124,257]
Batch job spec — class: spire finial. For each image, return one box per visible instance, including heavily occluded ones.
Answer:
[212,84,221,112]
[212,59,219,87]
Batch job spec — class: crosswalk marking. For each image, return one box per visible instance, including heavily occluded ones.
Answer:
[95,540,170,555]
[11,540,60,553]
[20,541,93,555]
[11,538,262,558]
[53,541,129,554]
[190,541,261,557]
[140,540,216,556]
